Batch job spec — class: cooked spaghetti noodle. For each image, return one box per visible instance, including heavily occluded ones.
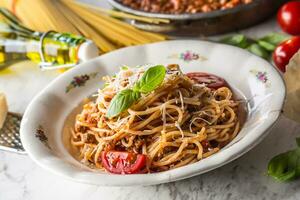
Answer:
[71,64,240,173]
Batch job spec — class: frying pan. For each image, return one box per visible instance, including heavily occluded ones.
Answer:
[107,0,290,36]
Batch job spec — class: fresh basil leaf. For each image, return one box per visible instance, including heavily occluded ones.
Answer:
[106,65,166,118]
[220,34,249,49]
[258,40,276,51]
[133,65,166,93]
[106,89,140,118]
[247,43,269,59]
[259,33,289,46]
[268,150,298,182]
[268,137,300,182]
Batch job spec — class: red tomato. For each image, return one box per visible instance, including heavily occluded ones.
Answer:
[273,36,300,72]
[186,72,227,89]
[277,1,300,35]
[101,151,146,174]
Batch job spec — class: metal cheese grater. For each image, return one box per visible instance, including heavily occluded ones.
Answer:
[0,112,25,154]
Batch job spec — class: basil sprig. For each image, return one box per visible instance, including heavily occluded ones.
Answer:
[106,89,140,118]
[220,33,290,60]
[133,65,166,93]
[268,138,300,182]
[106,65,166,118]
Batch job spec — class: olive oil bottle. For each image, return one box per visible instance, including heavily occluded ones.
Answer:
[0,8,98,70]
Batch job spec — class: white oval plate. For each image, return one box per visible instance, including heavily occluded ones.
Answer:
[20,40,285,186]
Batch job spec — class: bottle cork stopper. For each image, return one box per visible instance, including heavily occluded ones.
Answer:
[77,40,99,62]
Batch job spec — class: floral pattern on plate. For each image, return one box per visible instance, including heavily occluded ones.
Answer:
[65,72,98,93]
[35,125,50,149]
[168,50,207,62]
[250,69,270,87]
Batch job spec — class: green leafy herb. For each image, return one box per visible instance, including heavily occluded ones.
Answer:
[219,33,290,60]
[268,138,300,182]
[247,43,269,60]
[133,65,166,93]
[106,65,166,118]
[106,89,140,118]
[220,34,249,48]
[259,33,289,46]
[257,40,276,51]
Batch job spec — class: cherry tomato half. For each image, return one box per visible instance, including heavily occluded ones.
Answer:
[277,1,300,35]
[273,36,300,72]
[101,151,146,174]
[186,72,227,89]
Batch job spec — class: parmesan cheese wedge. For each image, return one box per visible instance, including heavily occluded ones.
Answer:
[0,92,8,129]
[283,50,300,123]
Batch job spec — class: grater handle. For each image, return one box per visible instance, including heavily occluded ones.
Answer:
[0,112,26,154]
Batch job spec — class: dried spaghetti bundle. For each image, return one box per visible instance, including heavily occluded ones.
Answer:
[0,0,168,53]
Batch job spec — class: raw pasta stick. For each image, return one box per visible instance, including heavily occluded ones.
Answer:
[63,3,140,46]
[55,1,116,52]
[64,3,150,44]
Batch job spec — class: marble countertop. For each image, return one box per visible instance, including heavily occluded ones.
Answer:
[1,1,300,200]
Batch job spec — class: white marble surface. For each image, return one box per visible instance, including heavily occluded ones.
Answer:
[1,1,300,200]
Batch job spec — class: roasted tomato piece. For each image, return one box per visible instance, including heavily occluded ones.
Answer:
[186,72,227,89]
[101,151,146,174]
